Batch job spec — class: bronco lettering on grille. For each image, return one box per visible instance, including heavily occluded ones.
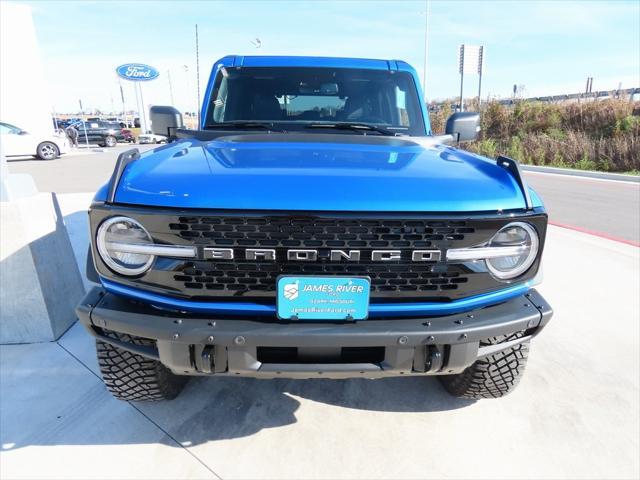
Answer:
[203,248,441,262]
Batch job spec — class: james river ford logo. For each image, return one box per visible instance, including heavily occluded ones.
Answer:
[283,281,299,301]
[116,63,160,82]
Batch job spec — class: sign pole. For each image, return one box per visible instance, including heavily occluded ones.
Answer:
[133,81,141,129]
[79,98,89,149]
[119,79,126,127]
[138,82,148,133]
[115,64,160,130]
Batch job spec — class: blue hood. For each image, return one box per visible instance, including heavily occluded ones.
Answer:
[108,134,539,212]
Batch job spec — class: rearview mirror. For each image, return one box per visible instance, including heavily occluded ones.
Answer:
[319,82,339,95]
[149,105,184,138]
[445,112,480,142]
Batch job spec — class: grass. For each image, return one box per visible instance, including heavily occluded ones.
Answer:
[429,97,640,173]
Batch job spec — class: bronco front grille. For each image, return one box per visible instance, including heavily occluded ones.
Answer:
[170,216,474,247]
[90,209,547,303]
[167,216,475,297]
[173,261,468,294]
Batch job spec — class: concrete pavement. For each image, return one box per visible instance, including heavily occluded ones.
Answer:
[2,152,639,478]
[1,202,638,478]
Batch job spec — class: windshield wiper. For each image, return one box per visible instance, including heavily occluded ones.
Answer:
[203,121,285,133]
[305,122,398,136]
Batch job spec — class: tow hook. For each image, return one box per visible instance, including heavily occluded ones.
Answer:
[201,345,215,374]
[425,345,443,373]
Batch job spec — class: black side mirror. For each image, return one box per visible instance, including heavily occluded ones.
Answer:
[149,106,184,138]
[445,112,480,142]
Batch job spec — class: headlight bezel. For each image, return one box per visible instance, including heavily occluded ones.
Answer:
[484,221,540,280]
[96,216,155,276]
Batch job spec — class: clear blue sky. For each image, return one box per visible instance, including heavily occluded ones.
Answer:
[20,0,640,113]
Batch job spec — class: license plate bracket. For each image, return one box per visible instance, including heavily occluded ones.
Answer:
[276,276,371,321]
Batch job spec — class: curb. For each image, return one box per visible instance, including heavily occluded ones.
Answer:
[549,221,640,248]
[521,165,639,183]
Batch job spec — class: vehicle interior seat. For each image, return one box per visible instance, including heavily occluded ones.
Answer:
[252,94,283,120]
[339,93,384,123]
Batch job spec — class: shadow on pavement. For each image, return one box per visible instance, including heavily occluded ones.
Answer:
[1,338,474,451]
[137,375,475,445]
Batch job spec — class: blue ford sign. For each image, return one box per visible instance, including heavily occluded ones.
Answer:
[116,63,160,82]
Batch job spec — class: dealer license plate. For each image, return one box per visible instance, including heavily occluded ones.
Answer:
[276,276,371,321]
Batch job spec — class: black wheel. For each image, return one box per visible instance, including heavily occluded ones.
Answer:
[439,332,529,399]
[104,135,117,147]
[36,142,59,160]
[96,333,188,401]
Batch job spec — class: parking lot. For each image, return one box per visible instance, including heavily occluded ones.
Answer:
[2,149,639,479]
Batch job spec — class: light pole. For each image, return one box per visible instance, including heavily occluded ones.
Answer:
[422,0,430,96]
[195,24,201,129]
[167,69,175,106]
[183,65,196,128]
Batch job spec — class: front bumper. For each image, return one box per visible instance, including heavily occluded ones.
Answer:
[77,287,552,379]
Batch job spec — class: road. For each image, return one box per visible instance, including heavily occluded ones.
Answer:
[7,145,640,245]
[524,171,640,245]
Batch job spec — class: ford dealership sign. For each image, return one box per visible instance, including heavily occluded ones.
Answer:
[116,63,159,82]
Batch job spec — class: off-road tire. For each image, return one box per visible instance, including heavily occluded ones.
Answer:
[439,331,529,399]
[96,333,188,401]
[36,141,59,160]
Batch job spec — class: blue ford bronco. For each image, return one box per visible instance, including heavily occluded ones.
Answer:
[77,56,552,401]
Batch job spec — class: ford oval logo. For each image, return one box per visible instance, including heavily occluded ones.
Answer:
[116,63,160,82]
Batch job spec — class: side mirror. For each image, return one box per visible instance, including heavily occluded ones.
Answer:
[445,112,480,142]
[149,106,184,138]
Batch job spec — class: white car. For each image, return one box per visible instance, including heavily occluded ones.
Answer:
[137,133,168,145]
[0,122,69,160]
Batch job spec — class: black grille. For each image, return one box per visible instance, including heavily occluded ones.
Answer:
[173,261,469,294]
[90,207,547,304]
[170,216,474,247]
[161,216,478,298]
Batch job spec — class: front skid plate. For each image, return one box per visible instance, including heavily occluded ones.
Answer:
[76,288,552,378]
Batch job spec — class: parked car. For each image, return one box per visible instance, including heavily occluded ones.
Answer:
[121,129,135,143]
[0,121,69,160]
[137,132,167,144]
[79,55,552,402]
[72,120,126,147]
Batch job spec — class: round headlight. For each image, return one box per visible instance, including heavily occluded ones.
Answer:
[485,222,539,280]
[96,216,154,276]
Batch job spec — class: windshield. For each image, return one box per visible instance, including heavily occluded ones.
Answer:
[204,67,426,135]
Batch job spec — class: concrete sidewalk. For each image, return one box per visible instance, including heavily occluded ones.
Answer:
[1,202,638,478]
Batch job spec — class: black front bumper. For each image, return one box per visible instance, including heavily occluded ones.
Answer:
[77,288,552,379]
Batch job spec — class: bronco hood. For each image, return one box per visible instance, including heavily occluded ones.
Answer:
[108,134,538,212]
